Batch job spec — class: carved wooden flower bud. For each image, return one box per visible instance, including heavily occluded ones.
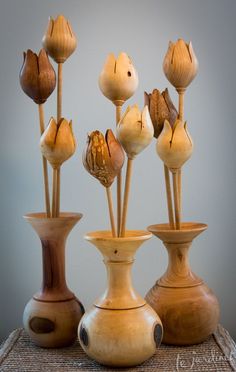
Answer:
[40,117,76,169]
[98,52,139,106]
[117,104,154,159]
[83,129,125,188]
[163,39,198,89]
[156,119,193,171]
[19,49,56,104]
[42,15,77,63]
[144,88,178,138]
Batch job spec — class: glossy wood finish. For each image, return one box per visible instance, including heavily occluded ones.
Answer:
[78,230,163,367]
[23,213,84,347]
[146,222,220,345]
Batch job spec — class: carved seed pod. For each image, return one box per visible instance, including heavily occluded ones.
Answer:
[116,104,154,159]
[98,52,138,106]
[42,15,77,63]
[83,129,125,187]
[144,88,178,138]
[19,49,56,104]
[156,119,193,171]
[163,39,198,89]
[40,117,76,169]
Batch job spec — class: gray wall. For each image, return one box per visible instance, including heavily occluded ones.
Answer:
[1,0,236,342]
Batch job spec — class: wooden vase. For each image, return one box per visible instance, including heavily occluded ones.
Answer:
[78,230,163,367]
[23,212,84,348]
[145,222,220,345]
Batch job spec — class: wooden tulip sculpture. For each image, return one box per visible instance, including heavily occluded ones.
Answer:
[117,104,154,236]
[156,119,193,228]
[42,14,77,216]
[40,118,76,217]
[144,88,178,228]
[162,38,199,227]
[83,129,125,236]
[19,49,56,217]
[99,52,138,234]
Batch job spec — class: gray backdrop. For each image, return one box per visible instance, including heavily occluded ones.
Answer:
[0,0,236,342]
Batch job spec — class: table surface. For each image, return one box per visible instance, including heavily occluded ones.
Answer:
[0,325,236,371]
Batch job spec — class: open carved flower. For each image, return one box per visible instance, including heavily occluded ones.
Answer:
[98,52,138,106]
[163,39,198,89]
[42,15,77,63]
[40,117,76,169]
[83,129,125,188]
[19,49,56,104]
[144,88,178,138]
[156,119,193,171]
[116,104,154,159]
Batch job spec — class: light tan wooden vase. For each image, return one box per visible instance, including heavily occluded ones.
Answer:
[145,222,220,345]
[23,212,84,348]
[78,230,163,367]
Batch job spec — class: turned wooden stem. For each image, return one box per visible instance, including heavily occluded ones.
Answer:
[120,158,133,237]
[52,168,57,218]
[57,63,63,122]
[38,104,51,218]
[55,62,63,217]
[164,165,174,229]
[106,187,117,237]
[176,88,185,225]
[172,171,180,229]
[165,242,191,281]
[116,104,122,236]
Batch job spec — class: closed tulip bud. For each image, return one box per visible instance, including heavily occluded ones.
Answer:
[117,104,154,159]
[19,49,56,104]
[98,52,138,106]
[40,117,76,169]
[156,119,193,171]
[42,15,77,63]
[144,88,178,138]
[83,129,124,188]
[163,39,198,89]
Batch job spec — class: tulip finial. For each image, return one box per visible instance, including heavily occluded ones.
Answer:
[99,52,139,106]
[42,15,77,63]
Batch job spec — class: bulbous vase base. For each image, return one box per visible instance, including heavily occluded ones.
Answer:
[78,304,162,367]
[146,222,220,346]
[23,297,84,348]
[146,282,219,345]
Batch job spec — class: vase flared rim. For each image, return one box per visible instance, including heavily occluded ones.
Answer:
[148,222,207,233]
[148,222,207,242]
[24,212,83,221]
[85,230,152,242]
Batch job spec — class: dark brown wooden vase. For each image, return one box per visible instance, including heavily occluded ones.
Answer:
[23,212,84,348]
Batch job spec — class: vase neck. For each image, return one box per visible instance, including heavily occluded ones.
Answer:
[95,259,145,310]
[159,241,202,288]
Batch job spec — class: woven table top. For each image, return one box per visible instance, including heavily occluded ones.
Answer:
[0,325,235,371]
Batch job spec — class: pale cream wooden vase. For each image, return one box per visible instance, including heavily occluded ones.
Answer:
[23,212,84,348]
[145,222,220,345]
[78,230,163,367]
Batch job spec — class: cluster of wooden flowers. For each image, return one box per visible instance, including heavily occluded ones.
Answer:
[19,13,198,234]
[19,15,77,218]
[83,40,198,235]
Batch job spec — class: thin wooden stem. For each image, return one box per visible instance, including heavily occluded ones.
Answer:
[172,171,180,230]
[116,104,122,236]
[106,187,117,237]
[178,168,182,222]
[55,63,63,217]
[120,158,133,237]
[52,168,57,218]
[177,88,185,228]
[164,165,174,229]
[57,63,63,122]
[56,167,61,217]
[38,104,51,218]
